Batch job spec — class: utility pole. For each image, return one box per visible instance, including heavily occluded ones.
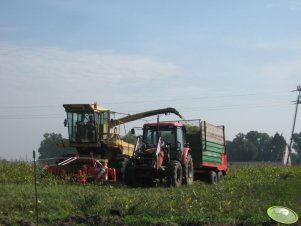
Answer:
[287,85,301,165]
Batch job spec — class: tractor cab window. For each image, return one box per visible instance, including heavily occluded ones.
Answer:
[177,126,185,151]
[143,126,176,149]
[67,112,97,143]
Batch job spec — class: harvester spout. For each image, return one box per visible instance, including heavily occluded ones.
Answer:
[110,107,183,128]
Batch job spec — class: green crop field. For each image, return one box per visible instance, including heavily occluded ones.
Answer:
[0,162,300,226]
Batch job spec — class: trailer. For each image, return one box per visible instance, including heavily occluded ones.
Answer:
[125,119,227,186]
[188,120,227,184]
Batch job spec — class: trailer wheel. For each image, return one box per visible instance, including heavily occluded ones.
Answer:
[217,171,224,183]
[167,161,182,187]
[209,171,217,184]
[183,154,194,186]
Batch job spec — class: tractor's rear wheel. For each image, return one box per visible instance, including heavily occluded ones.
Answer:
[183,153,194,186]
[167,161,182,187]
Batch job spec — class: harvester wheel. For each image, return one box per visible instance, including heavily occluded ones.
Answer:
[217,171,224,183]
[116,156,129,183]
[167,161,182,187]
[183,154,194,186]
[209,171,217,184]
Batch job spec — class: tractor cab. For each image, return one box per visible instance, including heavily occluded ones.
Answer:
[141,122,186,161]
[63,104,110,144]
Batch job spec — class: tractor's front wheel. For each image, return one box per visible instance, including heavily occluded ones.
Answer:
[183,153,194,186]
[124,161,136,187]
[167,161,182,187]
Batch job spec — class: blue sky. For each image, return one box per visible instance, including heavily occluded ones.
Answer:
[0,0,300,160]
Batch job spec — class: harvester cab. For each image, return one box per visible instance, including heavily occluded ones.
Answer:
[63,103,110,153]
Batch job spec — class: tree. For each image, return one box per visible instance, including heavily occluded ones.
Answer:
[38,133,76,161]
[267,133,286,162]
[227,133,258,161]
[227,131,287,162]
[122,131,137,145]
[245,131,271,161]
[292,132,301,164]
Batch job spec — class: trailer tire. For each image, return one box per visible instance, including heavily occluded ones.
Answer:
[167,161,182,187]
[217,171,224,183]
[183,153,194,186]
[209,171,217,184]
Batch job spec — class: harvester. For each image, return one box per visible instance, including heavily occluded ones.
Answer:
[45,102,183,183]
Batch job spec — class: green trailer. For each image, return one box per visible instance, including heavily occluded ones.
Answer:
[187,120,228,184]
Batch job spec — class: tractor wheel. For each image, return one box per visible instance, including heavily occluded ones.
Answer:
[183,153,194,186]
[209,171,218,185]
[124,161,136,187]
[217,171,224,183]
[167,161,182,187]
[115,156,129,183]
[138,178,154,187]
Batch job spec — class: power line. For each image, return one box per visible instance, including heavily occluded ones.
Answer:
[180,101,291,112]
[102,90,287,105]
[0,114,63,120]
[0,90,288,110]
[0,101,292,120]
[287,85,301,165]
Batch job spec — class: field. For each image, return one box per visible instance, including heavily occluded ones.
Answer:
[0,162,301,226]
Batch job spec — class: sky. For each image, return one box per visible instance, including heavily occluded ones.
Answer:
[0,0,300,160]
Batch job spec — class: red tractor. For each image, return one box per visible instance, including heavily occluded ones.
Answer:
[125,120,227,187]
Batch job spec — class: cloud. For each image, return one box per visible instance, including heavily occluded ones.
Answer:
[259,60,301,81]
[0,44,182,107]
[0,45,179,84]
[265,1,301,11]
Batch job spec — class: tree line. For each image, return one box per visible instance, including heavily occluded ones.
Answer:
[37,131,301,164]
[226,131,301,163]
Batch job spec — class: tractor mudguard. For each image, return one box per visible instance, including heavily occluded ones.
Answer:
[181,147,191,165]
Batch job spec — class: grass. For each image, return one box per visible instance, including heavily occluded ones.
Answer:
[0,161,301,225]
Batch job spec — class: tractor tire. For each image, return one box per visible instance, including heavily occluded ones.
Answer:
[183,153,194,186]
[209,171,218,185]
[167,161,182,187]
[217,171,224,183]
[124,161,136,187]
[115,156,129,183]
